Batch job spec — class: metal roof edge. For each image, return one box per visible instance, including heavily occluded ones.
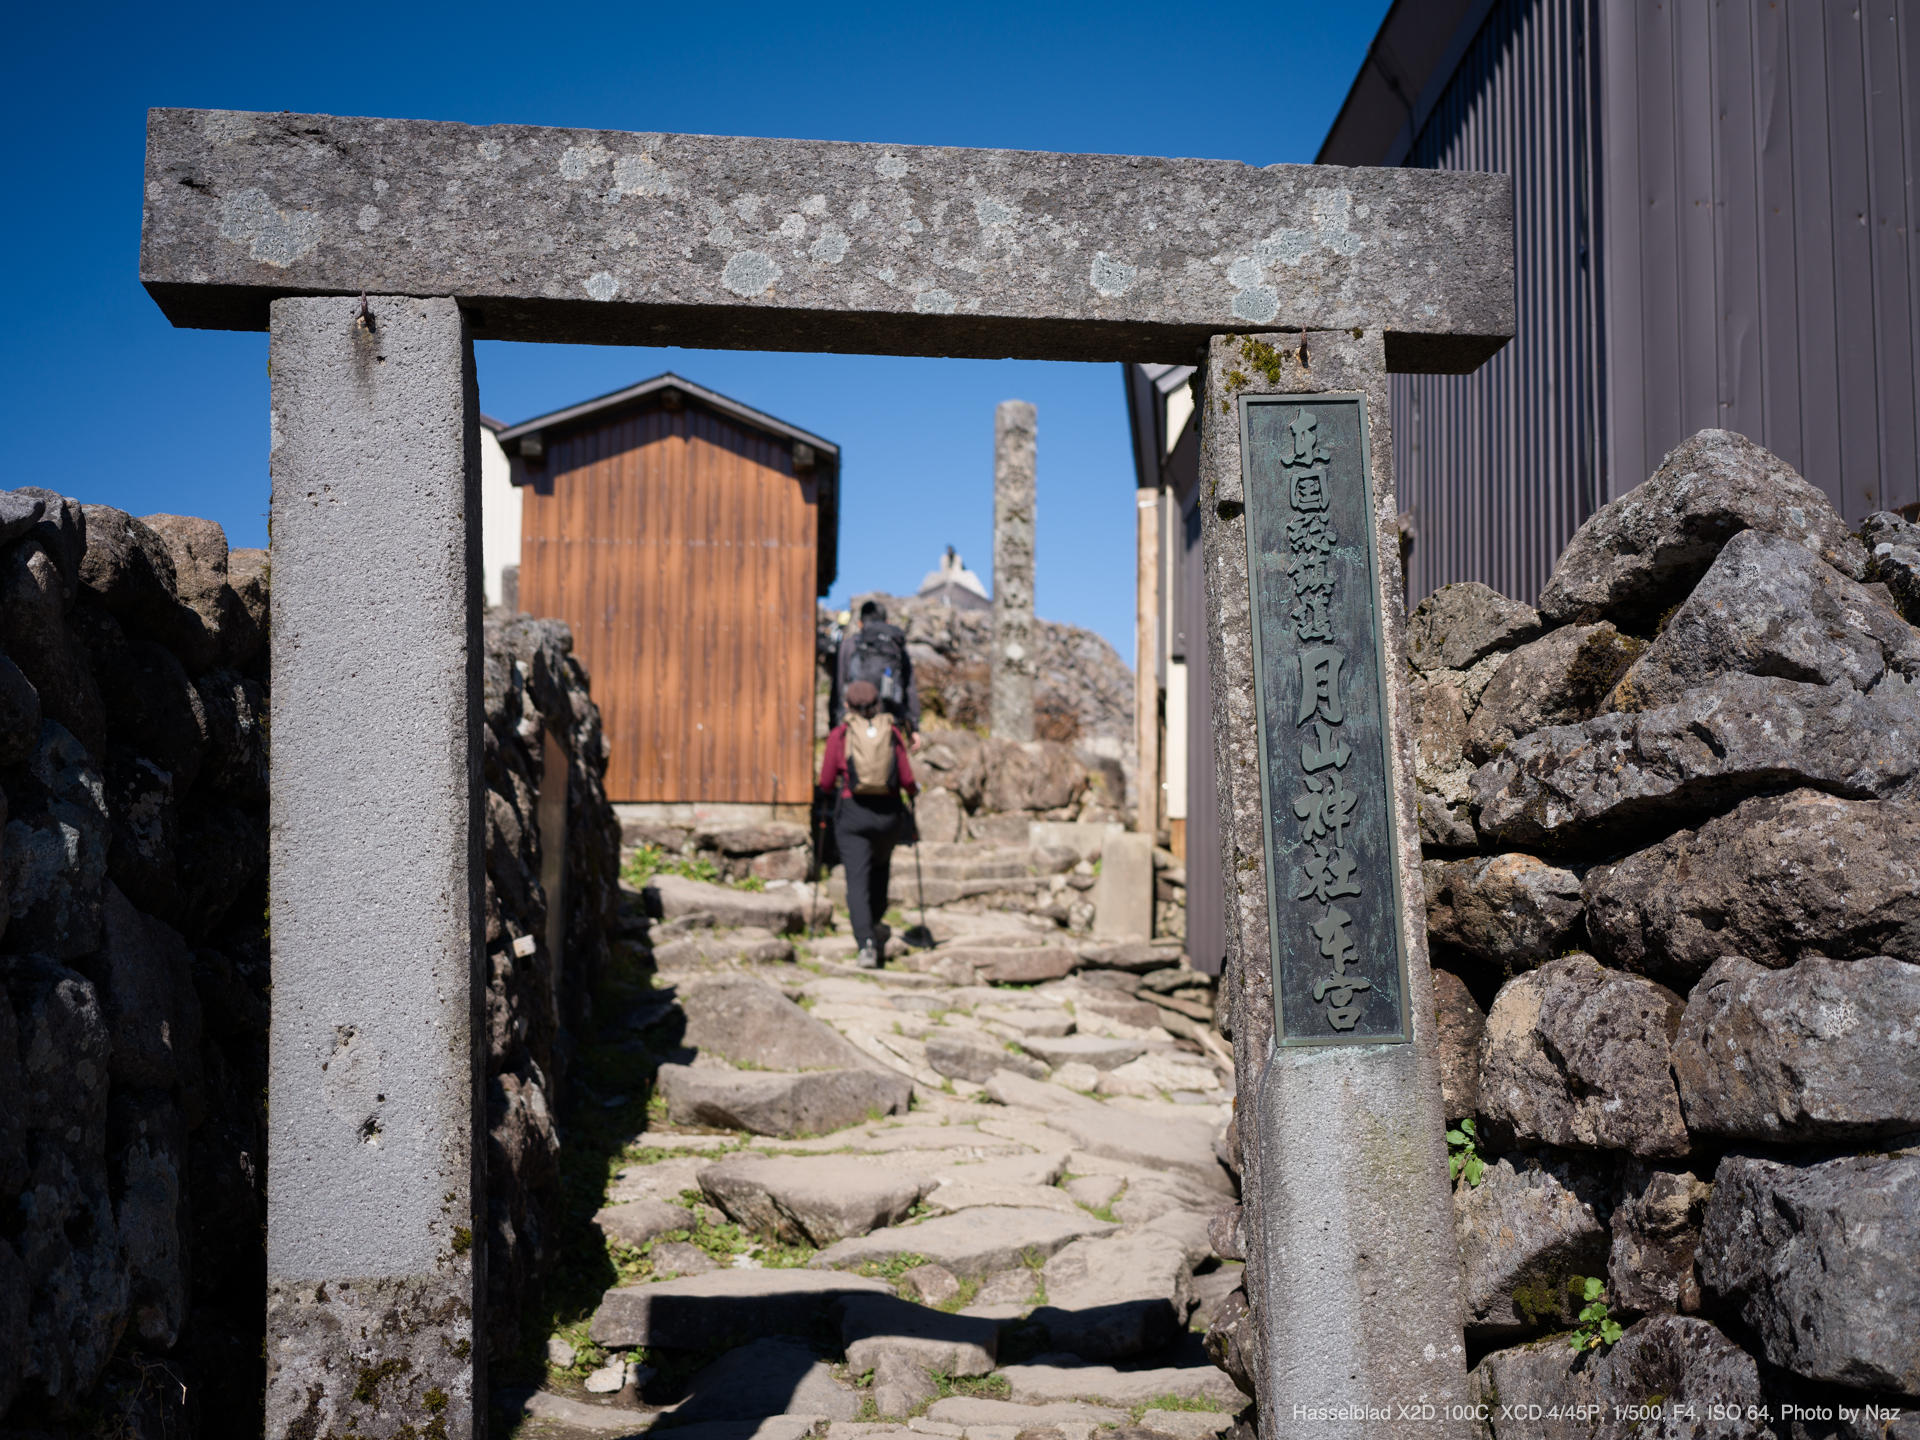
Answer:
[495,371,841,456]
[1316,0,1496,167]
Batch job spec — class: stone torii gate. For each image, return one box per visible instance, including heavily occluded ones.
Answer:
[139,109,1512,1440]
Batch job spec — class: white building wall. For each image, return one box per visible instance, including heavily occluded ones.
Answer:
[479,425,520,609]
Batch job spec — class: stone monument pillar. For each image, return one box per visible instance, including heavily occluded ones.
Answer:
[991,399,1037,742]
[1199,330,1467,1436]
[264,295,487,1438]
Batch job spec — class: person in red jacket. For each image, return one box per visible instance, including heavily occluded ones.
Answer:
[819,679,918,968]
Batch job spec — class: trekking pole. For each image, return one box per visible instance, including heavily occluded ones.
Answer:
[903,794,935,950]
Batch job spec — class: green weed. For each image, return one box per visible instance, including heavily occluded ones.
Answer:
[1566,1276,1624,1353]
[1447,1117,1488,1188]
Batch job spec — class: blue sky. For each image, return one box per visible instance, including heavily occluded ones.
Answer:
[2,1,1388,660]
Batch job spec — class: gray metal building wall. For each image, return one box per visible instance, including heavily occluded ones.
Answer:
[1392,0,1606,608]
[1602,0,1920,523]
[1370,0,1920,609]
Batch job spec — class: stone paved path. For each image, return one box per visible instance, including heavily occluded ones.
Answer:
[499,861,1246,1440]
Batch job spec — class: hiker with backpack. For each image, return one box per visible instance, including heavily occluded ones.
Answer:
[832,599,921,748]
[819,678,918,968]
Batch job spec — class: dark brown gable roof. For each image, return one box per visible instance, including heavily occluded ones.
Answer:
[496,371,840,595]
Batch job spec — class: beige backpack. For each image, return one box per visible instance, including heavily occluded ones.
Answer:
[844,713,898,795]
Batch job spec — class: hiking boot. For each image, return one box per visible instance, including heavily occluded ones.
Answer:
[856,941,880,969]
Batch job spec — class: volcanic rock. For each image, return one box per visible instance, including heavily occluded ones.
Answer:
[1608,528,1920,711]
[1584,790,1920,988]
[1479,955,1688,1157]
[1471,674,1920,852]
[1699,1152,1920,1394]
[1537,428,1866,632]
[1672,954,1920,1144]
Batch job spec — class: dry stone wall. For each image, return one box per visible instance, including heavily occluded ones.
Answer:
[0,489,620,1435]
[1401,431,1920,1425]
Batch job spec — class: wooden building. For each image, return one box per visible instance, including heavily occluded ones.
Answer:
[497,373,839,804]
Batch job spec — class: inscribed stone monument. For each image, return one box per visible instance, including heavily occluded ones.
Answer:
[992,399,1037,741]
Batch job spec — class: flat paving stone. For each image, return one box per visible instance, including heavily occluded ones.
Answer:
[495,1389,655,1434]
[922,1398,1129,1429]
[699,1154,932,1245]
[649,1241,718,1278]
[809,1206,1117,1278]
[851,1126,1040,1157]
[931,945,1080,985]
[1136,1411,1240,1439]
[926,1030,1047,1084]
[976,1117,1075,1152]
[977,1268,1043,1307]
[1019,1036,1148,1071]
[589,1269,891,1350]
[658,1064,909,1138]
[646,873,807,932]
[983,1071,1094,1113]
[1041,1108,1233,1194]
[649,1422,821,1440]
[670,1338,858,1424]
[920,1179,1080,1216]
[607,1157,713,1205]
[998,1355,1245,1408]
[975,1005,1075,1038]
[1064,1176,1123,1209]
[836,1293,999,1375]
[594,1199,696,1250]
[1031,1231,1195,1359]
[912,1152,1070,1186]
[1134,1208,1215,1267]
[679,974,879,1073]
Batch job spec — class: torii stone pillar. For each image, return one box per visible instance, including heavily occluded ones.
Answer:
[139,107,1512,1440]
[992,399,1037,742]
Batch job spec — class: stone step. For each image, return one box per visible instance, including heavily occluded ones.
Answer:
[593,1199,695,1249]
[922,1398,1129,1432]
[1031,1229,1197,1360]
[669,1338,858,1424]
[1040,1105,1235,1195]
[492,1388,652,1434]
[1076,940,1189,973]
[677,973,879,1074]
[1021,1035,1147,1071]
[697,1154,932,1246]
[588,1269,891,1350]
[906,944,1080,985]
[656,1064,909,1138]
[836,1292,999,1376]
[642,872,810,932]
[997,1353,1246,1408]
[809,1205,1116,1278]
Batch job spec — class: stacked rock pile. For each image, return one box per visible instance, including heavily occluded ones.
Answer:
[1395,430,1920,1422]
[500,858,1241,1436]
[0,488,622,1433]
[817,593,1137,815]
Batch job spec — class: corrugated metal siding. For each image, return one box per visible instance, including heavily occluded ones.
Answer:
[1602,0,1920,521]
[519,405,819,803]
[1392,0,1607,608]
[1390,0,1920,602]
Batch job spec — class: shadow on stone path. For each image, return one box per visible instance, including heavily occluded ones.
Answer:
[492,864,1247,1440]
